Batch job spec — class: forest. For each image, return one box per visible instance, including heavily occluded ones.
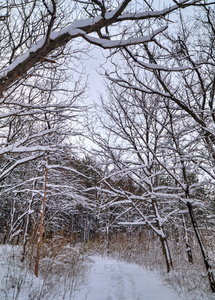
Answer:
[0,0,215,299]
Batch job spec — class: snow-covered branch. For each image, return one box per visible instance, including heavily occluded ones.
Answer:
[0,0,202,97]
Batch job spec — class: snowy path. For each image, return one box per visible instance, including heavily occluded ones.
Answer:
[73,256,182,300]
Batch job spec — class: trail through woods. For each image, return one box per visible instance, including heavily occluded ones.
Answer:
[73,256,182,300]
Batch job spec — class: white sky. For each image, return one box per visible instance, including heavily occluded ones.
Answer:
[84,46,108,106]
[82,0,196,107]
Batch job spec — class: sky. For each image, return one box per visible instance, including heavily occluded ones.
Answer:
[82,0,197,107]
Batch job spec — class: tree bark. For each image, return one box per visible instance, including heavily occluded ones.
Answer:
[152,199,174,273]
[159,235,174,273]
[182,213,193,263]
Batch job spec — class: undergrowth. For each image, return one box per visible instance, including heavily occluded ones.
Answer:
[0,236,89,300]
[82,229,215,300]
[0,228,214,300]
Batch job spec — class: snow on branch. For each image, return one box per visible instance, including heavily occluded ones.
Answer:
[0,145,57,155]
[116,0,201,21]
[124,47,192,72]
[82,26,167,49]
[0,0,202,97]
[48,164,94,180]
[0,154,44,182]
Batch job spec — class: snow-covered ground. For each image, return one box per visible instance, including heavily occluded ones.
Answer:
[73,256,182,300]
[0,245,214,300]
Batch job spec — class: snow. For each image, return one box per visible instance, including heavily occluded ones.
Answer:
[73,256,182,300]
[82,26,167,49]
[0,0,202,83]
[0,245,182,300]
[0,245,212,300]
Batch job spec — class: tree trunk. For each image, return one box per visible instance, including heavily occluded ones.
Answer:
[159,235,174,273]
[187,202,215,292]
[34,153,49,277]
[182,213,193,263]
[21,179,37,262]
[152,199,174,273]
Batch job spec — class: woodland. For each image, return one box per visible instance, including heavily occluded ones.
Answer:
[0,0,215,299]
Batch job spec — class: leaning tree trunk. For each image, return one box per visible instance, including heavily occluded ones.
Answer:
[180,158,215,291]
[159,234,174,273]
[182,213,193,264]
[35,153,49,277]
[132,198,174,273]
[152,199,174,273]
[187,201,215,292]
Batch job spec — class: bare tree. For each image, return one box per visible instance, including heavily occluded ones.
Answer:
[0,0,203,97]
[89,87,178,273]
[100,4,215,291]
[0,0,204,206]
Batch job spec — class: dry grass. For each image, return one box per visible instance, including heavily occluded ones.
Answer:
[0,236,90,300]
[82,229,215,300]
[1,228,214,299]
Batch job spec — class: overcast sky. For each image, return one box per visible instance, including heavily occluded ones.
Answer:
[81,0,197,109]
